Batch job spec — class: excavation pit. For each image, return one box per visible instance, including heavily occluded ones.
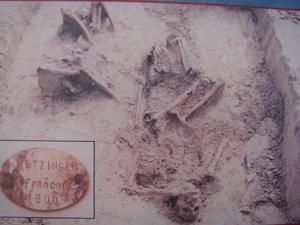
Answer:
[0,2,299,224]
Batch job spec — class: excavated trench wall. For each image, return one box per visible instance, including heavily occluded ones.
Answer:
[1,2,299,222]
[254,9,300,221]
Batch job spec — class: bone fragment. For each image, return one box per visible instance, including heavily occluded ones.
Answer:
[182,79,225,121]
[90,3,103,30]
[166,34,198,75]
[136,188,198,198]
[61,8,93,44]
[246,173,256,182]
[91,2,98,27]
[37,67,79,76]
[92,4,97,22]
[245,153,251,170]
[61,79,81,94]
[135,85,146,127]
[177,39,193,74]
[206,139,228,176]
[147,80,200,122]
[166,34,179,47]
[98,5,102,30]
[80,69,120,101]
[98,2,114,31]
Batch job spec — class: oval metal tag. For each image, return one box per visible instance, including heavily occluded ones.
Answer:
[0,148,90,211]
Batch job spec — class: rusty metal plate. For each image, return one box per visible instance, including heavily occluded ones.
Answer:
[0,148,90,211]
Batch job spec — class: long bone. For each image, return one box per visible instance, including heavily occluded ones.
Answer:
[61,9,93,44]
[181,79,225,121]
[80,69,120,101]
[144,80,200,123]
[90,2,114,31]
[206,139,229,176]
[135,47,156,127]
[90,3,99,28]
[144,78,224,128]
[135,85,147,127]
[167,35,199,75]
[177,39,198,75]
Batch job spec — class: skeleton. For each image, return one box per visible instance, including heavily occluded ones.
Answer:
[129,35,227,222]
[135,35,225,135]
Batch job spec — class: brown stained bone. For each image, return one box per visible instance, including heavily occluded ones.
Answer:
[206,139,229,176]
[181,79,225,121]
[37,67,79,76]
[61,8,93,44]
[80,69,120,101]
[145,80,200,123]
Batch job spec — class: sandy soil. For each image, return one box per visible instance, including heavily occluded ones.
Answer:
[0,2,290,224]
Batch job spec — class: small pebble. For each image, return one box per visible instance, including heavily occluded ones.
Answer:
[246,173,256,182]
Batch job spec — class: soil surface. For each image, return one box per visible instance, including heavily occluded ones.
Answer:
[0,2,289,224]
